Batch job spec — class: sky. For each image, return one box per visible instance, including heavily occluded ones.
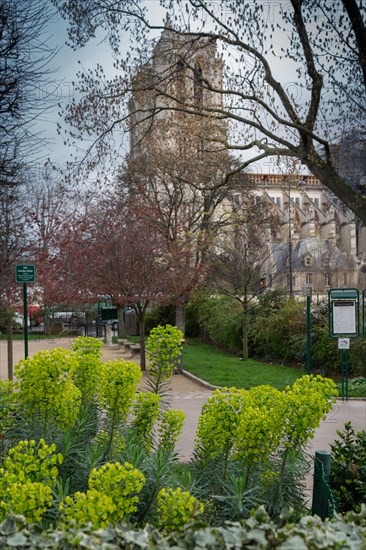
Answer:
[35,0,336,180]
[37,1,167,174]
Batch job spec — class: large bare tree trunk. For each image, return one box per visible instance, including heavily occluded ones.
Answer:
[175,304,186,336]
[117,306,127,338]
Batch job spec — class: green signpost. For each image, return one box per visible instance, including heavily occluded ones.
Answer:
[15,264,36,359]
[328,288,359,400]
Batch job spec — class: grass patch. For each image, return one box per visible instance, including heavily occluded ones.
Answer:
[182,339,303,390]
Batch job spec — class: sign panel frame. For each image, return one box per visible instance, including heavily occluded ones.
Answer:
[328,288,359,338]
[15,264,36,283]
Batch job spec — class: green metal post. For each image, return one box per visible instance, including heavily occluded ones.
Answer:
[312,450,332,519]
[341,349,345,400]
[345,350,349,401]
[306,295,311,374]
[23,282,28,359]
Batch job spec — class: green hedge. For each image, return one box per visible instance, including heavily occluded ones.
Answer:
[2,506,366,549]
[145,294,366,374]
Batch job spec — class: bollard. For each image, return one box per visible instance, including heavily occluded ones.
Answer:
[311,449,332,519]
[106,325,113,346]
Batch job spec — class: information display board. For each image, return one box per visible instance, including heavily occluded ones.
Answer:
[15,264,36,283]
[328,289,359,338]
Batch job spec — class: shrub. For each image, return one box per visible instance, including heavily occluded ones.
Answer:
[144,306,176,335]
[2,505,366,548]
[71,337,104,398]
[15,349,82,437]
[71,336,103,357]
[156,487,204,533]
[197,295,242,352]
[251,298,306,363]
[98,359,141,457]
[131,392,161,451]
[0,439,63,523]
[194,375,337,520]
[60,462,146,528]
[0,379,17,452]
[330,422,366,513]
[158,410,186,452]
[145,325,184,396]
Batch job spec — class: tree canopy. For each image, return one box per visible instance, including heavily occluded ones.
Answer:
[53,0,366,221]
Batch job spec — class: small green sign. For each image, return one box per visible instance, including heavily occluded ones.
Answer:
[15,264,36,283]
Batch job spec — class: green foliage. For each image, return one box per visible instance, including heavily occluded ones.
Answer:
[311,325,339,376]
[71,337,104,398]
[195,388,246,462]
[282,375,336,448]
[60,462,146,528]
[144,306,176,335]
[0,334,347,534]
[194,375,337,520]
[131,392,161,451]
[233,386,284,464]
[134,449,179,525]
[197,295,242,352]
[158,410,186,452]
[3,505,366,548]
[71,336,103,357]
[146,325,184,380]
[146,325,183,397]
[98,359,141,458]
[330,422,366,513]
[15,349,82,437]
[251,298,306,363]
[156,487,204,533]
[0,439,63,523]
[98,359,141,424]
[0,380,17,452]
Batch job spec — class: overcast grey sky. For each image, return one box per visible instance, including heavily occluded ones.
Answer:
[37,1,320,179]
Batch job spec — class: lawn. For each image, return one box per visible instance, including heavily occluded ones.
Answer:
[182,339,303,390]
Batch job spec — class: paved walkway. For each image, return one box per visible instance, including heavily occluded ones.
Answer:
[1,337,365,495]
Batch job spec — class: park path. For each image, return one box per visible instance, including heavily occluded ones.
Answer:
[1,337,365,498]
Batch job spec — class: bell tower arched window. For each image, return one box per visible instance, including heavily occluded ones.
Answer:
[194,64,203,100]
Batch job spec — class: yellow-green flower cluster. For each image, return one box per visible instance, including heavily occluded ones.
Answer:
[15,349,82,432]
[195,376,337,463]
[156,487,204,532]
[71,337,104,397]
[73,353,102,398]
[146,325,183,381]
[71,336,104,357]
[0,439,63,523]
[60,462,145,528]
[282,375,336,447]
[98,359,141,423]
[195,387,248,459]
[131,392,161,450]
[233,386,283,463]
[158,410,186,452]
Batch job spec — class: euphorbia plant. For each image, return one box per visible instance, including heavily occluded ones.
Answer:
[145,324,184,397]
[15,349,82,439]
[0,439,63,523]
[98,359,141,457]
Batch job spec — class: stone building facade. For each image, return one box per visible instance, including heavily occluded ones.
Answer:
[245,173,365,296]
